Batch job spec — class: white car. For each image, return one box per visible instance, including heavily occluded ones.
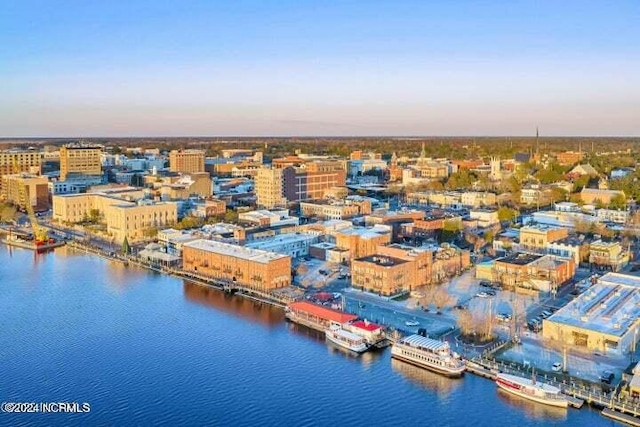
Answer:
[476,292,489,298]
[552,362,563,372]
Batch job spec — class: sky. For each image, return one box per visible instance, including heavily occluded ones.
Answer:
[1,0,639,137]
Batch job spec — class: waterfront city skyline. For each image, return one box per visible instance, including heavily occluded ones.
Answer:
[2,1,639,137]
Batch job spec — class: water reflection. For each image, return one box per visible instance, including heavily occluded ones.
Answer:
[497,388,568,421]
[326,340,385,367]
[392,358,462,397]
[183,281,284,327]
[286,321,325,343]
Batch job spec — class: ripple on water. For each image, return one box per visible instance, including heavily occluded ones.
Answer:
[0,247,609,426]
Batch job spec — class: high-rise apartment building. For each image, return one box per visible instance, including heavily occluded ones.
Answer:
[255,167,287,209]
[1,174,50,211]
[169,149,205,173]
[60,144,103,181]
[255,164,346,209]
[0,150,42,176]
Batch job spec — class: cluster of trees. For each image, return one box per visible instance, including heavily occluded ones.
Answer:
[457,310,495,344]
[0,202,18,222]
[172,209,240,231]
[418,285,454,313]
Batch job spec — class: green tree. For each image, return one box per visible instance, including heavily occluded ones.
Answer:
[121,236,131,255]
[550,187,568,203]
[143,226,158,238]
[224,209,239,223]
[89,209,101,223]
[609,194,627,210]
[497,206,518,223]
[0,202,18,222]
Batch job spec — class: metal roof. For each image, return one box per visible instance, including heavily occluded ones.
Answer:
[402,335,448,352]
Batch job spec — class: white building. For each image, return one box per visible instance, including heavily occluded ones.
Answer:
[246,233,320,258]
[597,208,629,224]
[469,209,500,228]
[238,209,299,227]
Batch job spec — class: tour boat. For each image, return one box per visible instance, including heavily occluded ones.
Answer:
[325,325,369,353]
[496,372,568,408]
[405,320,420,327]
[391,335,465,377]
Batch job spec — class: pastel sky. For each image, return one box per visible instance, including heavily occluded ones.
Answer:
[2,1,639,137]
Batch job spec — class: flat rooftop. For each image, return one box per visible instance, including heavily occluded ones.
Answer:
[547,273,640,337]
[337,226,389,239]
[357,255,409,266]
[184,239,289,264]
[246,233,317,250]
[497,253,543,266]
[521,224,564,232]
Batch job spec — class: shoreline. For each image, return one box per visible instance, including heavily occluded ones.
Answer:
[38,240,640,424]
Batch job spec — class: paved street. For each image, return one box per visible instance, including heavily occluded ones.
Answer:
[342,289,455,337]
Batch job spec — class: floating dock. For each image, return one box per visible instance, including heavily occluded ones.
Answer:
[2,237,65,251]
[602,408,640,426]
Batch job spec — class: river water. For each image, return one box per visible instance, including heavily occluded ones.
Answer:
[0,245,615,426]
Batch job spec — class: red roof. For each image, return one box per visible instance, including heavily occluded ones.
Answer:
[289,301,357,324]
[315,292,333,302]
[351,320,382,332]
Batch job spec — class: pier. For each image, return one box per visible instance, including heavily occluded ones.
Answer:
[65,240,294,308]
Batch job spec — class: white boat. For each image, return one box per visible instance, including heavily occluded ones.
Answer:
[391,335,465,378]
[325,325,369,353]
[496,372,568,408]
[405,320,420,327]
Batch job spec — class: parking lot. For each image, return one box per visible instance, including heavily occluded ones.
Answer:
[342,289,455,337]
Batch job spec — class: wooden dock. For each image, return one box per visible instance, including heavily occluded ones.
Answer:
[602,408,640,426]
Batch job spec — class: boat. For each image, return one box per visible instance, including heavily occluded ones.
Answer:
[496,372,568,408]
[405,320,420,327]
[325,325,369,353]
[391,335,465,377]
[2,234,65,252]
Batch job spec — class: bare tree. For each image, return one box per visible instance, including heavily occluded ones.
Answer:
[457,310,474,336]
[433,287,453,311]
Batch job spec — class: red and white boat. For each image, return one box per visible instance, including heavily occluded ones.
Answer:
[496,372,568,408]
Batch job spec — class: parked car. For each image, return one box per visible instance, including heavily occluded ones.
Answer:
[541,310,553,317]
[476,292,489,298]
[552,362,563,372]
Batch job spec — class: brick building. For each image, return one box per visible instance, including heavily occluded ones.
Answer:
[182,239,291,291]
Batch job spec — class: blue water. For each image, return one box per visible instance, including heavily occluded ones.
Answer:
[0,245,614,426]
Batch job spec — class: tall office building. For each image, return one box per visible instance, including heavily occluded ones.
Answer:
[255,164,346,209]
[0,150,42,176]
[169,149,205,173]
[60,143,103,181]
[255,167,287,209]
[0,150,42,193]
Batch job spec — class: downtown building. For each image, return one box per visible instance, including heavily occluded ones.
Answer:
[169,149,206,174]
[60,143,103,181]
[182,239,291,291]
[1,173,50,211]
[52,192,178,243]
[255,164,346,209]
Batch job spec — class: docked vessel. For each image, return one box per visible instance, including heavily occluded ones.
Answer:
[496,372,568,408]
[391,335,465,377]
[285,301,357,333]
[2,234,65,252]
[325,325,368,353]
